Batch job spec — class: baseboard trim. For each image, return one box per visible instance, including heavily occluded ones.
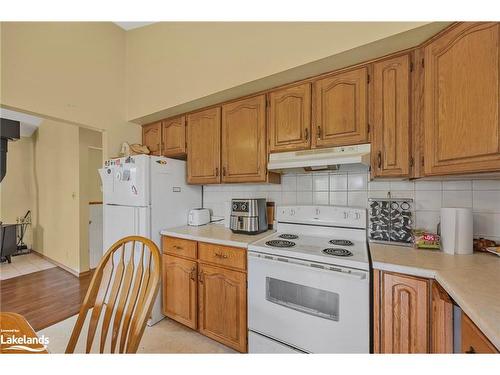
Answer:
[31,251,88,278]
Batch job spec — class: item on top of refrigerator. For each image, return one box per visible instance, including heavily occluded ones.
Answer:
[473,237,497,253]
[118,142,150,157]
[485,246,500,257]
[412,229,440,250]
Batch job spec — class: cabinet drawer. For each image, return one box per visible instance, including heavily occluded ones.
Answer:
[198,242,246,271]
[162,236,197,259]
[461,312,498,353]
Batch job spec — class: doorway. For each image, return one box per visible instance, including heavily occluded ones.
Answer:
[88,147,103,269]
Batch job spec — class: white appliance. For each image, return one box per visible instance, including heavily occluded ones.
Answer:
[440,207,473,255]
[247,205,370,353]
[188,208,211,226]
[99,155,201,325]
[267,143,371,172]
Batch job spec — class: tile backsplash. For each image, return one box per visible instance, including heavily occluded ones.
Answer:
[203,172,500,242]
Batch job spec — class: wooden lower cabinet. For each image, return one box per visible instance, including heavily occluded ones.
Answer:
[162,255,198,329]
[375,269,498,354]
[198,263,247,352]
[162,236,248,352]
[461,312,499,354]
[380,272,429,353]
[431,281,453,353]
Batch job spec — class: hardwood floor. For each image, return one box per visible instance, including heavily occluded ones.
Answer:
[0,267,91,331]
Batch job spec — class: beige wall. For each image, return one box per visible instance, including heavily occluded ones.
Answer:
[125,22,431,121]
[0,136,36,248]
[33,120,80,272]
[0,22,141,157]
[78,128,102,272]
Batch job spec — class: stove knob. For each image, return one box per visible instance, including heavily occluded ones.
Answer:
[241,203,247,211]
[290,209,296,216]
[232,203,238,211]
[355,212,361,220]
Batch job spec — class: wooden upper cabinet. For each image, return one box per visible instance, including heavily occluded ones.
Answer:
[268,83,311,152]
[187,107,221,184]
[162,254,197,329]
[198,263,247,352]
[424,22,500,176]
[381,272,429,353]
[371,54,411,178]
[142,122,162,156]
[312,67,368,148]
[221,95,267,183]
[162,116,186,158]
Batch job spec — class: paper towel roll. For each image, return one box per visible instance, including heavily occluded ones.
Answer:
[440,208,473,255]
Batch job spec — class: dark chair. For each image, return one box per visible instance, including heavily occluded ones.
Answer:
[0,223,18,263]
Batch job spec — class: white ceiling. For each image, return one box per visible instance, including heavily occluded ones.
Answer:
[114,22,156,31]
[0,108,43,137]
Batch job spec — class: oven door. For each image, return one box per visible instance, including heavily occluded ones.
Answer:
[248,251,370,353]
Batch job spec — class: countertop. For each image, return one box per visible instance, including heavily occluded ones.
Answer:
[160,223,275,248]
[370,242,500,351]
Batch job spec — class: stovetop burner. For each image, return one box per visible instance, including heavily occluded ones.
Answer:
[329,239,354,246]
[322,248,353,257]
[266,239,296,248]
[279,234,299,240]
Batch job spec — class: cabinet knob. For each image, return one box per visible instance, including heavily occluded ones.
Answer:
[465,346,476,354]
[304,128,309,141]
[317,125,322,140]
[215,167,219,177]
[198,271,204,283]
[222,167,227,176]
[190,266,196,281]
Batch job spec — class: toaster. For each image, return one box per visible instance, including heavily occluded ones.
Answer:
[188,208,211,226]
[230,198,267,234]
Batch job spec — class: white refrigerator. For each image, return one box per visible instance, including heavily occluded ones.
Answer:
[99,154,201,325]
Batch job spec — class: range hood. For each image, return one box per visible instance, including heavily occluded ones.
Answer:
[268,143,371,173]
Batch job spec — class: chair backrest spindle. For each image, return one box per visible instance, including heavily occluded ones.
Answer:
[65,236,161,354]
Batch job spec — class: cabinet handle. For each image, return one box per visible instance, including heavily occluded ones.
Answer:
[215,167,219,177]
[198,271,204,284]
[465,346,476,354]
[190,266,196,281]
[214,252,228,259]
[377,151,382,169]
[173,245,183,250]
[317,125,322,140]
[304,128,309,141]
[222,167,226,176]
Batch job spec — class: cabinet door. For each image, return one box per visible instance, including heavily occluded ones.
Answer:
[381,272,429,353]
[221,95,267,183]
[424,22,500,175]
[187,107,221,184]
[268,83,311,152]
[431,282,453,353]
[312,67,368,148]
[142,122,162,156]
[461,312,499,353]
[198,263,247,352]
[371,55,411,178]
[162,255,197,329]
[162,116,186,158]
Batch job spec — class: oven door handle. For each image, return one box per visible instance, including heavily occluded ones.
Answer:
[248,251,368,280]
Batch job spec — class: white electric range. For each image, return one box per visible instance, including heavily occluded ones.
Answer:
[247,205,370,353]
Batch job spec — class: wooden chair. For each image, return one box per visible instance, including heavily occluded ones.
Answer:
[66,236,161,353]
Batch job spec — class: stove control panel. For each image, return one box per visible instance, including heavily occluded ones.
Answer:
[277,205,366,229]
